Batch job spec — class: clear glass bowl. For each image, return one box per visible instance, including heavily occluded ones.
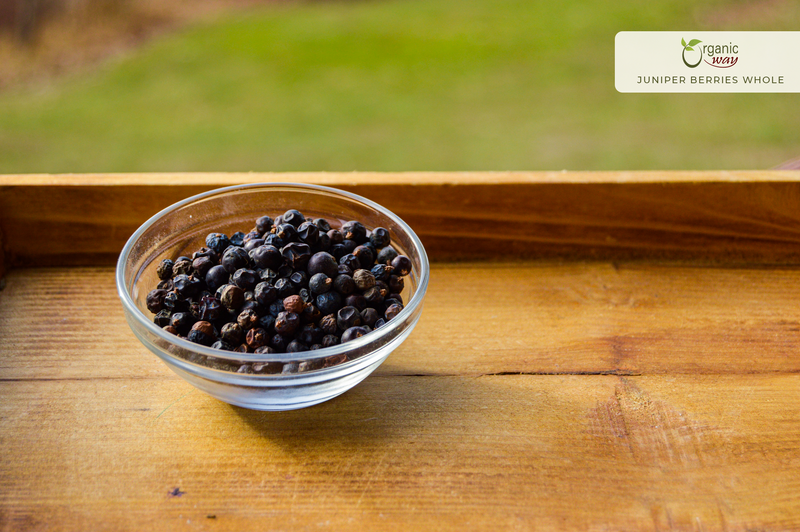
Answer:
[116,183,429,411]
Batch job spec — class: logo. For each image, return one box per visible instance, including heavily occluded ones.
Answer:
[682,38,739,68]
[681,38,702,67]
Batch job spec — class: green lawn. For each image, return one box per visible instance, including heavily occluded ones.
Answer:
[1,0,798,173]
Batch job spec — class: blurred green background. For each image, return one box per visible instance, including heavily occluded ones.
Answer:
[0,0,798,173]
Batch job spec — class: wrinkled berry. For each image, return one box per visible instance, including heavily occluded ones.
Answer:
[309,273,332,295]
[197,295,222,321]
[289,271,309,289]
[286,340,308,353]
[341,326,368,343]
[256,216,274,234]
[342,221,367,243]
[337,306,362,330]
[385,303,404,321]
[353,269,376,291]
[154,309,172,327]
[211,340,233,351]
[172,257,193,276]
[319,313,337,335]
[363,286,384,307]
[237,308,260,330]
[270,333,289,351]
[274,278,296,299]
[264,233,285,249]
[268,299,285,317]
[276,223,299,243]
[322,335,340,348]
[297,221,319,245]
[314,218,332,232]
[353,245,375,269]
[191,256,214,278]
[327,229,344,245]
[254,282,277,306]
[187,321,216,346]
[220,322,244,345]
[230,231,246,247]
[275,311,300,336]
[244,238,265,252]
[157,259,174,280]
[172,274,201,298]
[232,268,259,291]
[369,227,391,248]
[146,289,168,313]
[316,291,342,315]
[345,294,367,311]
[246,327,269,349]
[221,247,250,274]
[258,313,276,332]
[301,303,321,324]
[298,288,312,304]
[281,242,311,270]
[258,268,278,283]
[298,324,323,345]
[388,275,404,293]
[283,209,305,227]
[376,246,398,265]
[170,312,195,335]
[361,307,379,327]
[163,291,188,311]
[205,233,231,254]
[371,263,393,282]
[283,295,306,314]
[220,284,244,311]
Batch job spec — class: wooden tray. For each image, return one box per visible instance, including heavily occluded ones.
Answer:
[2,172,800,530]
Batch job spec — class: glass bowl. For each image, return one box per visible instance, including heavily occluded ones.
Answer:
[116,183,429,411]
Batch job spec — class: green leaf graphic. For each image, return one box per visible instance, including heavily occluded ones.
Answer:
[685,46,693,51]
[688,39,701,46]
[681,38,687,47]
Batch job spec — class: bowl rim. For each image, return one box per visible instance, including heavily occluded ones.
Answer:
[115,182,429,367]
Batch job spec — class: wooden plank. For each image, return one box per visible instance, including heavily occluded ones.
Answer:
[4,170,800,185]
[2,374,800,531]
[2,172,800,267]
[0,223,6,283]
[3,263,800,381]
[3,172,800,530]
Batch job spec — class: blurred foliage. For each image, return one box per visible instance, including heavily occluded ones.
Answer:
[0,0,798,173]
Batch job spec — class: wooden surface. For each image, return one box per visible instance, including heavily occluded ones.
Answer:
[2,172,800,530]
[4,171,800,272]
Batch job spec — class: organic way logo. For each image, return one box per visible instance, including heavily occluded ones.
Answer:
[681,38,702,67]
[681,37,739,68]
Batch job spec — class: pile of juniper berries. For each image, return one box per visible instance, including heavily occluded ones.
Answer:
[145,209,412,356]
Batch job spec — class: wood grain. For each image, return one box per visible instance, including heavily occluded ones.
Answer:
[4,173,800,531]
[3,171,800,268]
[3,264,800,381]
[3,265,800,529]
[2,374,800,531]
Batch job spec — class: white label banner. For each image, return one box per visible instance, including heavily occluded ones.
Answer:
[615,31,800,93]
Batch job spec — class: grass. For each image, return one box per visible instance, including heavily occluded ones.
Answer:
[0,0,799,173]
